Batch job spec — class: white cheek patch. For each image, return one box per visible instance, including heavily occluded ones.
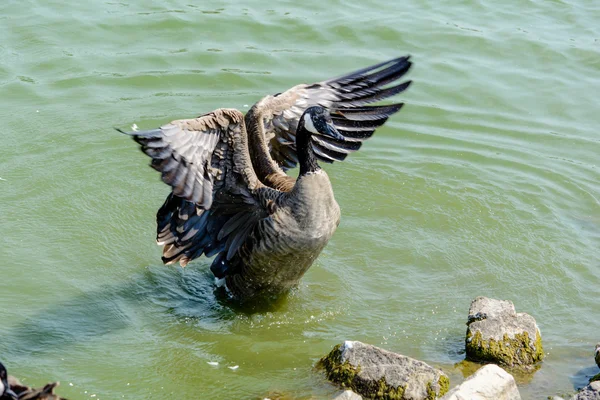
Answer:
[0,380,5,395]
[303,113,319,134]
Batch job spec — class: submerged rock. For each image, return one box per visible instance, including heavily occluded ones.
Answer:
[332,390,362,399]
[453,359,539,385]
[570,381,600,400]
[259,391,319,400]
[439,364,521,400]
[465,296,544,367]
[318,341,449,400]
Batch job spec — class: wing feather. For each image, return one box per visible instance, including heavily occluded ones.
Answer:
[256,56,412,170]
[120,108,279,268]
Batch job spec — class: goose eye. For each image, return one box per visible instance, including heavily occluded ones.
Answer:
[302,113,319,134]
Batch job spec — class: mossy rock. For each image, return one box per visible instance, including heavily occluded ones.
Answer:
[590,372,600,383]
[317,341,449,400]
[466,329,544,367]
[465,297,544,367]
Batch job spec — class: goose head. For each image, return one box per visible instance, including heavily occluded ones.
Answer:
[0,363,17,400]
[296,106,344,175]
[298,106,345,141]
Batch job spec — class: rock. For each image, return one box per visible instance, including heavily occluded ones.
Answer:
[454,359,540,385]
[570,381,600,400]
[332,390,362,399]
[440,364,521,400]
[465,296,544,367]
[595,343,600,369]
[318,341,449,400]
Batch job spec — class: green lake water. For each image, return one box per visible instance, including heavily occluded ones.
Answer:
[1,1,599,399]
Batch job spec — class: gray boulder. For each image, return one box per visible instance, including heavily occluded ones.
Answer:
[332,390,363,400]
[570,381,600,400]
[318,341,449,400]
[440,364,520,400]
[465,296,544,367]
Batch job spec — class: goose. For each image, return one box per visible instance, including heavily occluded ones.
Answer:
[14,383,63,400]
[244,56,412,191]
[0,363,64,400]
[122,106,345,300]
[120,57,412,301]
[0,363,17,400]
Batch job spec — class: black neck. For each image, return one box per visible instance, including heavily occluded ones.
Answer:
[296,122,320,176]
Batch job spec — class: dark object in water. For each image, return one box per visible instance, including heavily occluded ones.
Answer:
[0,362,17,400]
[0,362,66,400]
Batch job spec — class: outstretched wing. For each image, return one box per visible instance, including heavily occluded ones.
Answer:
[120,109,256,209]
[18,382,62,400]
[252,56,412,169]
[120,109,276,268]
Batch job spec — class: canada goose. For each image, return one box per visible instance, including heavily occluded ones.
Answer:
[245,56,412,191]
[123,106,357,300]
[120,57,412,301]
[0,363,64,400]
[0,363,17,400]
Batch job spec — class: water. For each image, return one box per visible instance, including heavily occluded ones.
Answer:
[1,1,599,399]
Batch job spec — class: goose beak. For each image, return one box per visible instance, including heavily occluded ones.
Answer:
[324,121,346,142]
